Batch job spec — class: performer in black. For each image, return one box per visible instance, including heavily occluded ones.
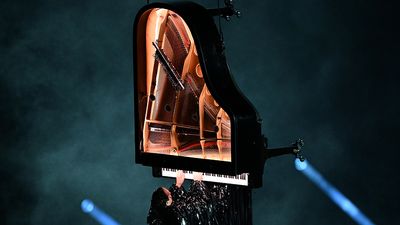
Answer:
[147,171,227,225]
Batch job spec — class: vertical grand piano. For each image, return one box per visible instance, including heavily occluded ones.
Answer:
[134,1,266,188]
[133,1,303,189]
[133,2,304,224]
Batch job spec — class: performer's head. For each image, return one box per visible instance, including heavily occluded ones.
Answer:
[148,187,177,225]
[151,187,173,209]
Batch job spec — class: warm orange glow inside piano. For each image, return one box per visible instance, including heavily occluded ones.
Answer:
[140,8,232,162]
[134,2,267,188]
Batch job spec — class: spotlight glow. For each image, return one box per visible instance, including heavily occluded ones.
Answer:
[80,199,121,225]
[81,199,95,213]
[294,158,308,171]
[295,159,375,225]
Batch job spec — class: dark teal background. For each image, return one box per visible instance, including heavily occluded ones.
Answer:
[1,0,399,224]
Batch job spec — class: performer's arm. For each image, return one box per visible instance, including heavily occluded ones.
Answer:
[169,170,187,202]
[188,172,211,200]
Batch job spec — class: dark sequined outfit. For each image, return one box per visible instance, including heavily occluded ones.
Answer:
[147,182,251,225]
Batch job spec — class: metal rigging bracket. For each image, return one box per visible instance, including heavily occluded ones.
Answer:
[208,0,241,21]
[264,138,306,162]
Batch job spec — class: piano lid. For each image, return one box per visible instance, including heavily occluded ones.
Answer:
[134,2,265,187]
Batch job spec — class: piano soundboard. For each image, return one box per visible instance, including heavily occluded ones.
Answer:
[161,168,249,186]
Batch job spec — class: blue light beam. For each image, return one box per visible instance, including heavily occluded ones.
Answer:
[81,199,121,225]
[295,159,375,225]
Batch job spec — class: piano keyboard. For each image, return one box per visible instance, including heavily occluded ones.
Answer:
[161,168,249,186]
